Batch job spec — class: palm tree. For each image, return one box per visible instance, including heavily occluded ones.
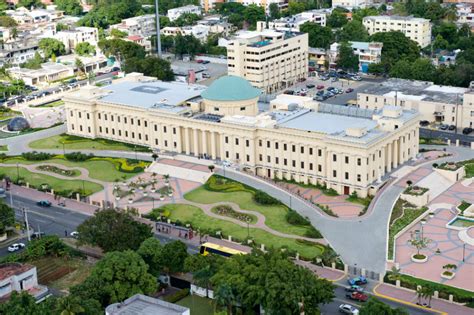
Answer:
[319,249,339,267]
[214,283,236,315]
[194,264,214,298]
[422,284,435,308]
[416,286,424,305]
[388,266,402,282]
[56,296,84,315]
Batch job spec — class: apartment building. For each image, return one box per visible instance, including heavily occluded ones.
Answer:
[332,0,372,9]
[0,37,39,67]
[64,73,420,198]
[168,5,201,22]
[357,79,473,129]
[226,22,308,94]
[268,10,327,31]
[110,14,156,38]
[161,25,210,41]
[0,263,48,300]
[201,0,286,13]
[329,41,382,73]
[124,35,152,52]
[362,15,432,48]
[308,47,328,71]
[9,62,74,86]
[5,7,64,25]
[54,27,99,53]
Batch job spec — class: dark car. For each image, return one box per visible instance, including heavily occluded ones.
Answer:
[202,60,210,64]
[348,276,367,286]
[284,90,295,95]
[306,84,315,89]
[439,124,449,130]
[448,125,456,131]
[37,200,52,207]
[345,285,364,292]
[419,120,430,127]
[345,88,354,93]
[31,232,45,239]
[317,85,324,89]
[462,127,473,135]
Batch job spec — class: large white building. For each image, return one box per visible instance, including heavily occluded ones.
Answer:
[332,0,372,9]
[64,73,420,198]
[168,5,201,22]
[110,14,156,38]
[268,10,327,31]
[54,27,99,53]
[161,25,210,42]
[362,15,432,48]
[329,41,383,73]
[357,79,474,129]
[200,0,286,13]
[226,22,308,94]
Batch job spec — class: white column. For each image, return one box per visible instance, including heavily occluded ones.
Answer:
[211,131,217,159]
[176,126,182,153]
[387,143,392,172]
[193,128,199,156]
[393,140,399,168]
[184,128,190,155]
[202,130,208,156]
[220,132,225,160]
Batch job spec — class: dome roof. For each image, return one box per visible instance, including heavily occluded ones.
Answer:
[201,76,261,101]
[7,117,30,131]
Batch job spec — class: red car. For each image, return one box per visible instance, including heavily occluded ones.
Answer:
[345,88,354,93]
[317,85,324,89]
[346,292,368,302]
[196,59,204,63]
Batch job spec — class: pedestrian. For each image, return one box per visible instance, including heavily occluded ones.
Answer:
[179,231,182,237]
[185,233,188,239]
[65,230,68,237]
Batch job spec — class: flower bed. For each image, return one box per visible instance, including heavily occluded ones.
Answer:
[211,205,257,224]
[403,186,429,196]
[36,165,80,177]
[437,162,462,171]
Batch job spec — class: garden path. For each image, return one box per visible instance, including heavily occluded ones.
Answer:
[179,200,328,245]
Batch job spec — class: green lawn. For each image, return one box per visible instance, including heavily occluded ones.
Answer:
[29,134,152,152]
[31,100,64,108]
[185,186,310,238]
[176,295,216,314]
[459,159,474,178]
[2,157,141,182]
[0,166,103,196]
[162,204,324,259]
[0,145,7,151]
[0,110,21,121]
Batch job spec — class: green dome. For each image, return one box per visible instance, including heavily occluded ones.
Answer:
[201,75,261,101]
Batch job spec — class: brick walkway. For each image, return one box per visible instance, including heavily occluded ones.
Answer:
[294,260,346,281]
[374,283,472,315]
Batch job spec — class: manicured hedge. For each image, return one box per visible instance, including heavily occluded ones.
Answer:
[254,190,281,205]
[164,288,190,303]
[21,151,53,161]
[286,209,310,226]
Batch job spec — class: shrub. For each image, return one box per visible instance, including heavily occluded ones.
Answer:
[64,151,94,161]
[21,151,53,161]
[304,226,322,239]
[205,175,249,193]
[286,209,310,226]
[254,190,280,205]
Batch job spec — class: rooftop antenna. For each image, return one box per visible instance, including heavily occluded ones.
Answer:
[155,0,162,58]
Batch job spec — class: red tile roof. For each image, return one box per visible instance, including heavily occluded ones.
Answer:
[0,263,34,282]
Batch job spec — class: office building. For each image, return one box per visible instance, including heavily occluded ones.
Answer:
[362,15,432,48]
[64,73,420,198]
[226,22,308,94]
[168,5,201,22]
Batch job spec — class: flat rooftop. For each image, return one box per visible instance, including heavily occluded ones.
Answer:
[99,80,206,109]
[106,294,189,315]
[363,15,430,22]
[359,79,468,105]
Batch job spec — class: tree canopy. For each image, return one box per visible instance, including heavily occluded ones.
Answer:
[211,250,334,314]
[98,38,146,61]
[337,42,359,72]
[136,237,163,276]
[300,22,334,49]
[39,38,66,59]
[337,20,369,42]
[71,250,156,307]
[77,208,153,252]
[78,0,141,28]
[360,298,409,315]
[123,56,175,81]
[0,16,17,27]
[54,0,83,16]
[0,200,15,235]
[75,42,96,56]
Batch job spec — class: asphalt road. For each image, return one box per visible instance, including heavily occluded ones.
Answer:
[321,286,435,315]
[420,128,474,144]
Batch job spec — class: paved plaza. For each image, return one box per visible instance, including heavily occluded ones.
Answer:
[395,181,474,291]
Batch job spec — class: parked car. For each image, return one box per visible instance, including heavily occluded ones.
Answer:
[345,285,364,292]
[439,124,449,130]
[462,127,473,135]
[327,86,336,91]
[8,243,25,252]
[345,88,354,93]
[284,90,295,95]
[320,76,329,81]
[196,59,204,63]
[448,125,456,131]
[346,292,368,302]
[316,85,324,89]
[331,77,339,82]
[306,84,315,89]
[419,120,430,127]
[202,72,211,79]
[348,276,367,285]
[314,96,325,101]
[339,304,359,314]
[202,60,210,64]
[70,231,79,238]
[37,200,52,207]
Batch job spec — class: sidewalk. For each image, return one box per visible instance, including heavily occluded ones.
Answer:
[8,184,98,216]
[294,260,346,282]
[373,283,472,315]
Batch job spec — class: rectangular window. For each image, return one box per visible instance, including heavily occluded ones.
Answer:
[240,107,245,111]
[104,114,107,121]
[110,115,113,122]
[292,145,296,152]
[225,136,229,144]
[174,141,177,148]
[318,164,322,172]
[357,174,361,182]
[236,153,240,160]
[88,126,91,133]
[292,160,296,167]
[267,141,270,148]
[284,158,288,166]
[309,163,313,171]
[144,121,147,128]
[259,139,262,146]
[154,125,157,131]
[131,132,135,138]
[138,133,141,140]
[235,138,239,145]
[124,117,127,123]
[246,155,250,162]
[333,154,337,162]
[284,144,287,151]
[246,139,249,147]
[125,131,128,137]
[118,130,121,136]
[267,156,271,163]
[226,151,229,158]
[118,116,120,123]
[214,107,219,111]
[70,111,73,117]
[173,128,176,135]
[163,126,167,133]
[259,154,263,162]
[276,157,279,164]
[275,142,279,150]
[78,112,81,118]
[105,127,108,134]
[309,148,313,155]
[333,170,337,177]
[345,156,349,164]
[345,172,349,180]
[86,113,89,119]
[164,140,168,147]
[357,158,361,166]
[318,149,322,156]
[300,161,304,169]
[79,125,83,131]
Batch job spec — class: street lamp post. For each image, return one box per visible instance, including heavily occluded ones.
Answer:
[420,219,426,239]
[16,163,19,183]
[462,243,466,262]
[134,146,138,163]
[247,218,250,239]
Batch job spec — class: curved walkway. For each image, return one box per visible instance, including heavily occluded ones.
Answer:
[181,200,327,244]
[0,162,107,186]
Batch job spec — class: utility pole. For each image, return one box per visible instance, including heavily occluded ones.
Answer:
[155,0,162,57]
[22,208,31,241]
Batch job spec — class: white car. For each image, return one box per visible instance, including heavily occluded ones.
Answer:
[70,231,79,238]
[339,304,359,314]
[8,243,25,252]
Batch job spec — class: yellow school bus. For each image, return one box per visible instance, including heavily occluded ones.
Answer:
[199,242,247,258]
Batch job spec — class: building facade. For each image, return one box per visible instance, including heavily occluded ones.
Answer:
[332,0,372,9]
[362,15,432,48]
[356,79,474,129]
[54,27,99,53]
[329,41,382,73]
[226,22,308,94]
[110,14,156,38]
[168,5,201,21]
[64,74,420,198]
[0,263,48,300]
[268,11,327,31]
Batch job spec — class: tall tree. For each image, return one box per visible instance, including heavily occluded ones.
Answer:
[0,16,17,27]
[77,208,153,252]
[337,42,359,71]
[98,38,146,62]
[370,31,420,71]
[39,38,66,58]
[75,42,96,56]
[173,34,201,59]
[360,298,408,315]
[338,20,369,42]
[54,0,83,16]
[71,250,156,307]
[327,10,348,28]
[137,237,163,276]
[300,22,334,49]
[160,240,188,274]
[269,3,280,20]
[17,0,44,9]
[243,4,265,29]
[0,200,15,236]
